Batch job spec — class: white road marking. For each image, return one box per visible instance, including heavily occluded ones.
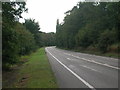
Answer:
[46,48,96,90]
[80,65,99,72]
[80,52,119,61]
[67,58,78,61]
[94,55,119,61]
[64,53,71,56]
[64,52,119,61]
[64,53,120,70]
[67,58,71,60]
[69,64,75,68]
[69,65,80,71]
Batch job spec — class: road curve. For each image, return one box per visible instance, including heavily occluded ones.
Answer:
[45,46,119,89]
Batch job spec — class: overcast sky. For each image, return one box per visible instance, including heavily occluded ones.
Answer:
[20,0,81,33]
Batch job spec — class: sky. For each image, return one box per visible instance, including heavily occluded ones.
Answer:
[20,0,81,33]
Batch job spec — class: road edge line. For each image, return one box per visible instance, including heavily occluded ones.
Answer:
[46,48,96,90]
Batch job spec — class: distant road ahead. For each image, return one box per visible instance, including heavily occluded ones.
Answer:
[45,46,119,89]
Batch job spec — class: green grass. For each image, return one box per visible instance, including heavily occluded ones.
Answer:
[12,48,58,88]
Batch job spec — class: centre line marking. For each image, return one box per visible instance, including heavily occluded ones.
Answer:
[64,53,120,70]
[46,48,96,90]
[80,65,99,72]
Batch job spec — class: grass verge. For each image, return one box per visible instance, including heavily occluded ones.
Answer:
[3,48,58,88]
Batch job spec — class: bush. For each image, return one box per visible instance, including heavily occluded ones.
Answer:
[98,29,117,53]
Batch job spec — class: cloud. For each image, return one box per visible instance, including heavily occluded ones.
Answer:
[21,0,80,33]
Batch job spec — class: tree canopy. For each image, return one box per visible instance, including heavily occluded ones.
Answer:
[56,2,119,53]
[2,2,55,70]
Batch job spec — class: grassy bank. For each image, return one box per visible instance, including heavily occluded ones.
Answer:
[3,48,58,88]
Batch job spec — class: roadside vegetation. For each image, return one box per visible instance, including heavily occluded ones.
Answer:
[2,2,55,70]
[56,2,120,58]
[2,2,56,88]
[3,48,58,88]
[2,1,119,88]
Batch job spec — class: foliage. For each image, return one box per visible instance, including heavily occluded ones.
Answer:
[23,19,56,47]
[98,29,118,53]
[23,19,40,34]
[2,2,56,70]
[40,32,56,46]
[15,23,37,55]
[2,2,27,69]
[23,19,41,47]
[56,2,119,53]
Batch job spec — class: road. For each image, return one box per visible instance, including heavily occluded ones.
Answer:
[45,46,119,89]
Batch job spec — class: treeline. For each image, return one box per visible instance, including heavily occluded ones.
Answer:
[56,2,119,53]
[2,2,55,70]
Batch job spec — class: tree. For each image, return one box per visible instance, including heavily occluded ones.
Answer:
[14,23,37,55]
[2,2,27,69]
[56,2,119,53]
[23,19,41,47]
[98,29,118,53]
[24,19,40,34]
[40,32,55,46]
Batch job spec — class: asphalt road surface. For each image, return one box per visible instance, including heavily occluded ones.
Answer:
[45,46,119,89]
